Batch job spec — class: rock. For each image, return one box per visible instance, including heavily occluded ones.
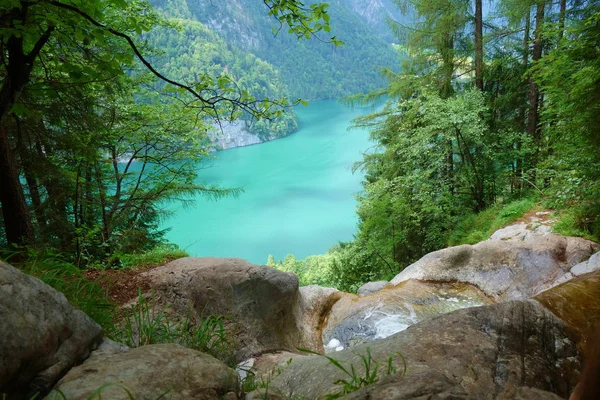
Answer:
[294,285,342,352]
[489,223,551,241]
[535,270,600,354]
[497,386,564,400]
[48,344,238,400]
[208,120,262,151]
[339,370,469,399]
[141,257,300,360]
[0,262,103,400]
[391,233,598,301]
[356,280,389,295]
[571,251,600,277]
[269,301,580,399]
[245,388,286,400]
[323,280,492,352]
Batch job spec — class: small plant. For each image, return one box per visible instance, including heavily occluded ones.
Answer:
[240,358,293,398]
[300,348,406,399]
[114,290,233,363]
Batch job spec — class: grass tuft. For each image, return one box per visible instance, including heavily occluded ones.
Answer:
[114,290,234,365]
[448,198,539,246]
[118,245,188,269]
[299,348,405,399]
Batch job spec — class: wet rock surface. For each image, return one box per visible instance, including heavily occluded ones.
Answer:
[0,262,103,400]
[48,344,238,400]
[323,280,492,352]
[270,301,580,400]
[535,270,600,354]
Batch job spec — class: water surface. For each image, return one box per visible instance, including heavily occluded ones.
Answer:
[162,101,373,264]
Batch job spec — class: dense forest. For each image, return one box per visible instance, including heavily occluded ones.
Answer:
[271,0,600,291]
[1,0,600,295]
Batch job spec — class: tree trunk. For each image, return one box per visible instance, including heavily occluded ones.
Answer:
[516,6,532,193]
[527,0,545,168]
[558,0,567,45]
[474,0,484,91]
[0,6,53,245]
[0,125,33,245]
[440,33,455,99]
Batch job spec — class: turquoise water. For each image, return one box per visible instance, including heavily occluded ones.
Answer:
[162,100,373,264]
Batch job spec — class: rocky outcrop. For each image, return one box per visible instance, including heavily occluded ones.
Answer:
[269,301,580,399]
[140,257,301,360]
[390,233,598,301]
[49,344,238,400]
[209,121,262,151]
[0,262,103,400]
[356,280,388,295]
[322,280,492,352]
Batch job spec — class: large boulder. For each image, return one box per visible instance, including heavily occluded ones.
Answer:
[48,344,238,400]
[140,257,301,360]
[269,301,580,399]
[0,262,103,400]
[391,232,598,301]
[323,280,492,352]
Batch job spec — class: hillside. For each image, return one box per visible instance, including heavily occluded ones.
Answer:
[149,0,400,100]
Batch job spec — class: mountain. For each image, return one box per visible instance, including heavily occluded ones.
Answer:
[148,0,400,100]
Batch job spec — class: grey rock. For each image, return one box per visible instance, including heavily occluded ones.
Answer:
[340,370,469,399]
[48,344,238,400]
[356,280,389,295]
[0,262,103,400]
[141,257,300,360]
[497,386,564,400]
[269,301,580,400]
[390,234,598,301]
[570,251,600,276]
[245,388,286,400]
[208,121,261,151]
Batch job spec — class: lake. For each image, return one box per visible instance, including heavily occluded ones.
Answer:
[162,100,374,264]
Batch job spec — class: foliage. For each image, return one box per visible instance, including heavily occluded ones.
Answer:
[531,6,600,239]
[300,348,406,399]
[552,206,600,243]
[0,248,116,331]
[349,89,534,281]
[115,290,234,364]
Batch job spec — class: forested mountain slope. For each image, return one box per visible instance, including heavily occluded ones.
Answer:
[149,0,400,99]
[145,19,298,145]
